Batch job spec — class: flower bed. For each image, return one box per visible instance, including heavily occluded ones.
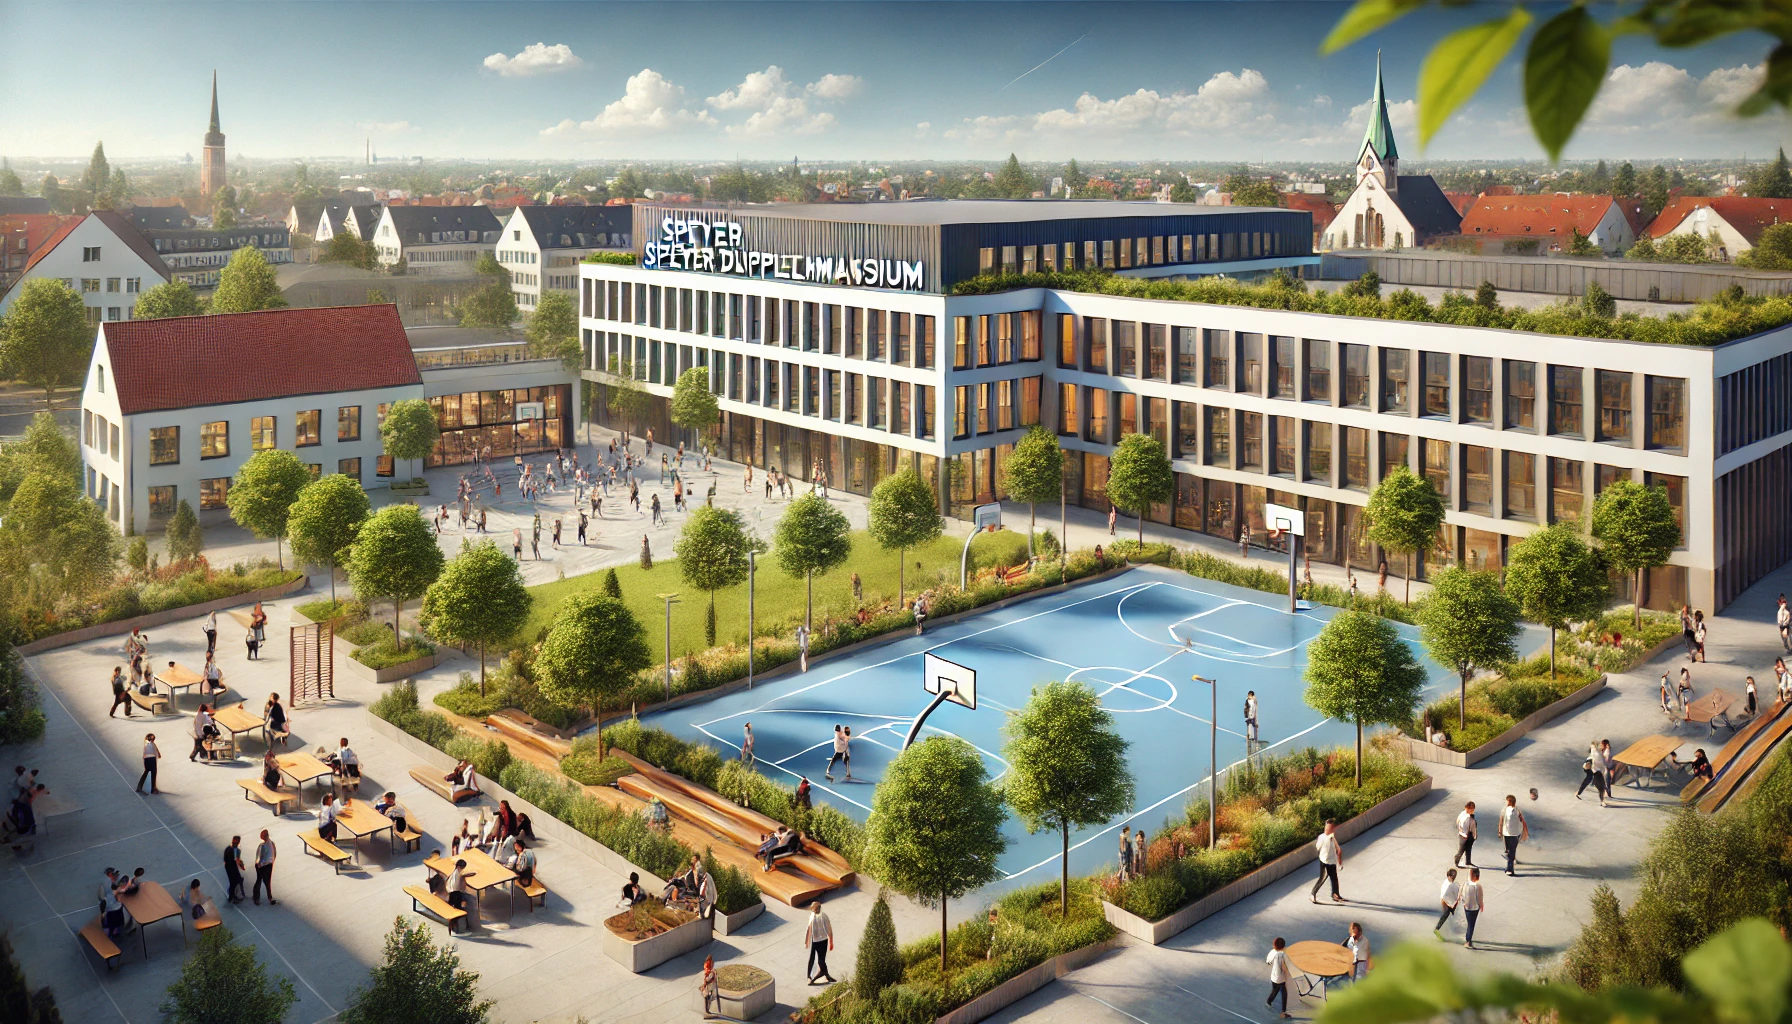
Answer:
[350,635,436,670]
[603,899,712,973]
[1559,609,1683,673]
[12,559,305,649]
[1407,655,1603,754]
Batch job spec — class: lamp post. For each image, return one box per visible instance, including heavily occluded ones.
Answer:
[747,550,756,689]
[658,593,679,700]
[1192,674,1218,850]
[1059,459,1068,573]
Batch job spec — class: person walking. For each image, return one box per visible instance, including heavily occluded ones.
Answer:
[824,725,849,782]
[203,610,218,654]
[1499,794,1528,875]
[1778,594,1790,652]
[1461,868,1485,948]
[741,722,755,769]
[1454,802,1477,867]
[804,901,836,984]
[1434,868,1461,936]
[1310,819,1344,903]
[109,665,133,718]
[252,828,277,905]
[1747,676,1760,718]
[1264,938,1292,1019]
[851,572,862,606]
[577,512,587,546]
[223,836,246,904]
[1243,690,1259,745]
[1107,505,1117,536]
[513,528,523,561]
[1118,826,1133,880]
[1693,611,1708,663]
[1778,658,1792,703]
[136,733,160,794]
[1577,742,1609,806]
[796,623,811,673]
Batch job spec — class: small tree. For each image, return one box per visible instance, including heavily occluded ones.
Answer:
[380,398,440,482]
[1582,281,1618,317]
[537,594,651,758]
[603,567,623,600]
[775,492,851,629]
[226,449,312,569]
[866,736,1008,971]
[165,498,204,561]
[1304,610,1427,787]
[346,504,445,635]
[458,253,516,329]
[525,291,580,371]
[1002,680,1135,917]
[854,891,902,1002]
[0,278,90,410]
[606,355,651,429]
[132,280,204,320]
[209,246,288,313]
[1591,479,1682,630]
[341,917,493,1024]
[670,366,720,442]
[1416,567,1521,728]
[1005,426,1064,558]
[1568,228,1602,257]
[287,473,370,600]
[1364,466,1446,604]
[159,926,298,1024]
[1104,433,1173,544]
[1506,523,1611,677]
[1474,281,1499,309]
[676,505,750,646]
[421,540,531,693]
[866,468,943,603]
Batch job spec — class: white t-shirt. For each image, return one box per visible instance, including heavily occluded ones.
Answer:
[1347,933,1370,964]
[143,740,158,759]
[1456,810,1475,838]
[1266,948,1291,984]
[1779,605,1789,628]
[1462,880,1484,911]
[1499,806,1524,837]
[1315,832,1341,865]
[833,732,848,756]
[1439,880,1460,905]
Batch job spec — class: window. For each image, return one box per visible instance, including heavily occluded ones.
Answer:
[1205,329,1230,389]
[1175,401,1198,457]
[995,313,1014,364]
[1647,376,1687,451]
[1380,432,1410,480]
[1381,349,1409,412]
[1145,324,1166,380]
[338,458,361,480]
[250,416,275,451]
[1086,388,1109,442]
[1505,360,1537,431]
[1058,314,1077,368]
[295,409,321,447]
[82,246,100,261]
[997,380,1016,431]
[148,485,175,518]
[200,421,228,459]
[1271,336,1297,398]
[1084,318,1108,373]
[1646,472,1687,546]
[1059,382,1079,436]
[148,426,179,465]
[1423,439,1451,504]
[1021,311,1042,362]
[1343,427,1369,490]
[200,477,229,510]
[1021,377,1042,427]
[306,464,322,480]
[1239,412,1263,470]
[1239,334,1264,394]
[1422,352,1450,418]
[954,316,971,368]
[1205,407,1231,466]
[916,315,935,368]
[81,278,99,293]
[1174,327,1198,384]
[337,406,361,442]
[1550,366,1584,437]
[1505,451,1536,520]
[1463,356,1493,425]
[1272,416,1296,476]
[954,385,969,439]
[1305,422,1332,482]
[918,385,936,439]
[1119,393,1138,438]
[1463,445,1493,514]
[1114,320,1137,376]
[377,455,395,478]
[1595,464,1629,496]
[1305,339,1331,402]
[1550,458,1583,523]
[1598,370,1633,442]
[106,277,120,292]
[110,422,119,455]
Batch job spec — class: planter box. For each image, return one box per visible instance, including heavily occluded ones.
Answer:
[714,899,765,936]
[1396,675,1608,768]
[343,650,439,684]
[1101,777,1433,946]
[603,912,713,973]
[16,574,308,656]
[693,975,775,1021]
[933,936,1122,1024]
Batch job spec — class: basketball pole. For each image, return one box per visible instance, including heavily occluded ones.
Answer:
[1288,533,1298,613]
[1192,674,1217,850]
[903,690,955,750]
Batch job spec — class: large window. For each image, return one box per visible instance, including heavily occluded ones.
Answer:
[149,426,179,465]
[1205,407,1231,466]
[1550,366,1584,437]
[1239,333,1264,394]
[1422,352,1451,418]
[1381,348,1410,413]
[148,485,175,518]
[1463,356,1493,425]
[1239,412,1263,470]
[1505,451,1536,520]
[1059,383,1078,436]
[1272,415,1296,476]
[1205,329,1230,389]
[251,416,276,451]
[1176,401,1198,457]
[1145,324,1167,381]
[1598,370,1633,442]
[1343,427,1369,490]
[1646,472,1687,546]
[1505,360,1537,431]
[1020,312,1041,362]
[1647,375,1685,451]
[1271,336,1297,398]
[1380,432,1410,480]
[1341,343,1369,408]
[338,458,361,480]
[1021,377,1041,427]
[1086,388,1109,443]
[338,405,361,442]
[200,477,229,510]
[200,421,228,459]
[1084,318,1108,374]
[1423,438,1451,504]
[1058,315,1077,368]
[1550,458,1583,523]
[1463,445,1493,514]
[1175,327,1198,384]
[1306,422,1332,482]
[1304,339,1330,402]
[296,409,320,447]
[1114,321,1137,377]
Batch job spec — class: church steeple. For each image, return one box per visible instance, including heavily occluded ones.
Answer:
[1356,52,1399,196]
[201,70,227,198]
[208,71,220,135]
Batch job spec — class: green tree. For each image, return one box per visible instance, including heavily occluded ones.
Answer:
[1740,222,1792,271]
[318,230,376,270]
[0,410,80,502]
[992,154,1035,199]
[1303,610,1427,787]
[1363,466,1446,604]
[459,253,516,329]
[342,917,492,1024]
[670,366,720,441]
[225,449,312,569]
[286,473,370,600]
[132,280,205,320]
[1568,228,1601,257]
[421,540,531,692]
[1061,159,1088,195]
[1415,567,1521,728]
[603,567,623,600]
[1627,234,1661,261]
[38,174,62,214]
[1474,280,1499,309]
[1222,171,1280,208]
[1591,478,1682,630]
[1752,147,1792,198]
[605,356,651,429]
[1582,280,1617,317]
[675,506,750,646]
[346,503,445,634]
[524,290,580,370]
[0,161,23,196]
[1168,180,1200,203]
[209,246,287,313]
[853,891,902,1002]
[4,471,118,598]
[0,278,91,410]
[158,926,297,1024]
[106,167,129,209]
[80,142,109,209]
[539,594,651,757]
[166,498,203,561]
[1641,164,1673,219]
[1505,523,1610,677]
[1612,160,1637,197]
[1005,426,1063,558]
[211,185,238,229]
[1002,680,1135,916]
[866,468,943,604]
[1105,433,1173,544]
[866,736,1008,971]
[774,492,851,629]
[379,398,440,481]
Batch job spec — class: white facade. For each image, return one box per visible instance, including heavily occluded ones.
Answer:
[373,208,499,276]
[1657,206,1753,257]
[1583,201,1637,254]
[1326,174,1423,251]
[0,215,167,321]
[496,207,628,312]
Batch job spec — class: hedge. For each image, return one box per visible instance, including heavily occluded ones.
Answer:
[11,558,302,644]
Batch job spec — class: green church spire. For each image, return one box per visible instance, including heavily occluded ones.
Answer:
[1360,51,1398,164]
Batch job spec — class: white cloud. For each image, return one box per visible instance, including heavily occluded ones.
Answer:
[806,74,863,100]
[540,69,715,136]
[707,66,794,111]
[705,66,854,136]
[955,69,1276,144]
[1585,61,1764,134]
[356,120,417,134]
[944,114,1022,142]
[1299,95,1416,147]
[483,42,583,77]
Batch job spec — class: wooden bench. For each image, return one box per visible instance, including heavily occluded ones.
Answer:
[300,831,351,873]
[78,916,121,970]
[514,874,548,911]
[408,766,476,804]
[194,911,221,933]
[403,884,467,932]
[128,690,169,715]
[238,779,298,816]
[393,809,423,854]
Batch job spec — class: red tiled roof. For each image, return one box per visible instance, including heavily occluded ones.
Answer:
[1458,194,1617,238]
[102,304,421,416]
[1441,191,1478,216]
[1647,196,1792,244]
[1279,193,1338,230]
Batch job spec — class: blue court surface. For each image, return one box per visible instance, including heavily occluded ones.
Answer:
[640,565,1543,886]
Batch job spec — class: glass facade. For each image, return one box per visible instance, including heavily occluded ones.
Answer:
[426,384,571,467]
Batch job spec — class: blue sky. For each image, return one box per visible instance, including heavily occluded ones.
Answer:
[2,0,1787,163]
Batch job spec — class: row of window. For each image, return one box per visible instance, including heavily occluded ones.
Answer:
[83,410,120,460]
[68,277,143,294]
[148,458,394,515]
[1719,351,1792,455]
[143,406,376,466]
[1056,318,1689,452]
[951,379,1044,438]
[977,230,1291,277]
[951,313,1043,369]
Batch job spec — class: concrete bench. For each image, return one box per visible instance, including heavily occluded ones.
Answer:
[238,779,298,816]
[408,766,476,805]
[128,690,170,715]
[515,874,548,911]
[301,831,351,873]
[404,884,467,932]
[78,916,121,970]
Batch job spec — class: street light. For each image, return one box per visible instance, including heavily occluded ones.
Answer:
[658,593,680,700]
[1191,674,1218,850]
[746,550,756,690]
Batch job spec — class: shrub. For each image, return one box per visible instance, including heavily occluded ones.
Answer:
[968,531,1030,572]
[341,620,392,647]
[856,892,903,1000]
[433,673,506,718]
[371,681,459,748]
[352,635,436,670]
[1485,676,1572,719]
[444,735,511,781]
[559,753,632,787]
[702,848,762,915]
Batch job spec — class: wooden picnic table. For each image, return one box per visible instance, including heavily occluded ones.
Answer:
[210,703,265,759]
[154,663,206,708]
[1286,940,1355,1000]
[333,800,393,863]
[1684,690,1736,735]
[117,881,183,960]
[276,753,333,799]
[1613,735,1684,789]
[425,848,518,920]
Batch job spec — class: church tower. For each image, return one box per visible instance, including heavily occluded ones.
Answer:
[200,71,227,199]
[1356,53,1399,198]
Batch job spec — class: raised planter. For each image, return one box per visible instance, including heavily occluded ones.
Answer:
[1100,776,1433,946]
[388,479,430,496]
[714,898,765,936]
[1396,675,1608,768]
[694,965,775,1020]
[602,909,713,973]
[16,574,308,656]
[933,935,1122,1024]
[343,650,440,684]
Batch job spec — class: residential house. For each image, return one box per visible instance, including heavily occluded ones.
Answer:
[0,213,78,294]
[1458,194,1636,254]
[495,205,632,311]
[372,206,501,275]
[1647,196,1792,260]
[140,222,293,289]
[0,210,170,322]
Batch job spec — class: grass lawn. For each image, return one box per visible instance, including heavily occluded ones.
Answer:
[522,530,991,660]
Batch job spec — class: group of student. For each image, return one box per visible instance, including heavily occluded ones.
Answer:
[448,800,534,858]
[5,767,44,838]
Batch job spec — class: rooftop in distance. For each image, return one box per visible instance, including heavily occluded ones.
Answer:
[647,199,1284,225]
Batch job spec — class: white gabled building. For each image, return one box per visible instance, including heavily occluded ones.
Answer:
[372,206,501,275]
[495,205,634,311]
[0,210,171,322]
[1323,58,1463,251]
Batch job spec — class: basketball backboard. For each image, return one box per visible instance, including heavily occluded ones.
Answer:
[1264,502,1306,537]
[923,652,977,710]
[973,502,1002,533]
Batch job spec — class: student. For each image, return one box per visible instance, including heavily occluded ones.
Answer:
[697,861,717,919]
[824,725,846,782]
[1660,674,1673,713]
[445,859,471,931]
[109,666,133,718]
[1673,747,1715,781]
[203,612,218,653]
[1777,659,1792,703]
[1678,668,1694,711]
[1346,922,1371,980]
[740,722,755,768]
[1264,938,1292,1019]
[451,820,474,856]
[1499,794,1529,875]
[1243,690,1259,744]
[1747,676,1760,717]
[1693,611,1708,663]
[374,792,406,833]
[190,705,218,762]
[223,836,246,903]
[1462,868,1485,948]
[137,734,160,794]
[793,776,812,812]
[252,828,277,905]
[261,749,282,790]
[265,693,289,747]
[507,839,536,887]
[1118,826,1133,880]
[1578,742,1609,806]
[619,871,646,908]
[332,738,360,779]
[700,955,721,1017]
[804,900,836,985]
[1134,827,1147,877]
[796,623,811,672]
[1435,868,1461,936]
[180,879,212,922]
[99,868,126,939]
[244,627,261,660]
[202,654,224,696]
[317,793,340,842]
[1454,802,1477,867]
[1310,819,1344,903]
[1779,594,1790,652]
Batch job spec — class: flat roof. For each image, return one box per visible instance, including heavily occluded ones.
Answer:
[648,199,1285,226]
[404,325,524,351]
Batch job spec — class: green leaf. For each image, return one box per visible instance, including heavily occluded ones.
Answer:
[1322,0,1428,55]
[1524,6,1611,161]
[1417,8,1533,146]
[1682,919,1791,1024]
[1737,43,1792,117]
